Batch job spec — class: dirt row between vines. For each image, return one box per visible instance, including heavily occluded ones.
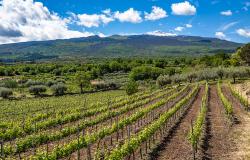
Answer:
[221,85,250,159]
[16,87,189,159]
[147,86,204,160]
[68,88,191,160]
[10,88,177,159]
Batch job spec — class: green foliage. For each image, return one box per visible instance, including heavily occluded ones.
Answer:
[75,72,91,93]
[228,83,249,110]
[29,85,47,95]
[1,79,18,88]
[217,81,233,117]
[25,80,44,87]
[188,83,208,149]
[237,43,250,65]
[32,86,188,159]
[156,75,172,87]
[51,83,67,96]
[125,80,138,95]
[106,84,198,160]
[0,87,13,98]
[129,66,164,81]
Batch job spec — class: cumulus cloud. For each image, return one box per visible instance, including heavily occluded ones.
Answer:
[77,14,114,28]
[215,32,226,39]
[171,1,196,16]
[146,30,177,36]
[0,0,93,44]
[175,26,185,32]
[186,24,192,28]
[114,8,142,23]
[144,6,167,21]
[220,10,232,16]
[236,29,250,38]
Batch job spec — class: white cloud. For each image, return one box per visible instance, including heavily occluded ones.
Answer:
[236,29,250,38]
[243,2,250,11]
[114,8,142,23]
[171,1,196,16]
[146,30,177,36]
[144,6,167,21]
[175,26,185,32]
[102,9,111,15]
[220,10,232,16]
[77,14,114,28]
[0,0,93,44]
[215,32,226,39]
[186,24,192,28]
[97,32,108,38]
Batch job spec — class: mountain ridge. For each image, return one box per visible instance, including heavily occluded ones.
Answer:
[0,35,242,62]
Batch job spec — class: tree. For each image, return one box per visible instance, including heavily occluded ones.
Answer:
[216,68,224,80]
[125,80,138,95]
[0,87,13,99]
[187,72,197,83]
[29,85,47,95]
[226,68,239,84]
[237,43,250,65]
[156,75,172,87]
[51,83,67,96]
[75,72,91,94]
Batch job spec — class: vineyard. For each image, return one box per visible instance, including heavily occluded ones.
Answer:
[0,81,250,160]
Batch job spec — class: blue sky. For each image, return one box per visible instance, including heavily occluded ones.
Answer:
[0,0,250,44]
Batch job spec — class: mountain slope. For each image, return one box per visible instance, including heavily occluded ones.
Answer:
[0,35,242,61]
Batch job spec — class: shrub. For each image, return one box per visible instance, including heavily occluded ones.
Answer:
[0,87,13,98]
[29,85,47,95]
[129,66,164,81]
[156,75,172,87]
[125,80,138,95]
[2,79,18,88]
[51,83,67,96]
[46,80,56,87]
[26,80,44,87]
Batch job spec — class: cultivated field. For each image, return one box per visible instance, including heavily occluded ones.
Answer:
[0,81,250,160]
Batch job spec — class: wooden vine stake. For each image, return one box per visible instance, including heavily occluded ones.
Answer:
[116,116,119,142]
[190,120,196,160]
[0,141,4,159]
[77,124,80,160]
[87,144,91,160]
[46,141,49,159]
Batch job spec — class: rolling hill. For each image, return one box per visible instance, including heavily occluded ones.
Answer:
[0,35,242,62]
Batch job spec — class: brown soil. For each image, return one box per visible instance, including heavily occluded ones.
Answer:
[67,88,191,160]
[148,86,204,160]
[221,85,250,159]
[203,85,231,159]
[15,88,188,159]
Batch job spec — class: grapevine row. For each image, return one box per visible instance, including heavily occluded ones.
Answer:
[2,86,178,155]
[0,87,170,142]
[217,81,233,117]
[106,84,199,160]
[228,83,249,110]
[32,85,189,159]
[188,83,208,153]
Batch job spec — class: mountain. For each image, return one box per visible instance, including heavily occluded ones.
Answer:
[0,35,242,62]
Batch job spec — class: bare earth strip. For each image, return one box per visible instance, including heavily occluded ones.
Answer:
[203,85,231,159]
[149,86,204,160]
[222,85,250,159]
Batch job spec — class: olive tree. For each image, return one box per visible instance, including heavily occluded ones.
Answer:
[0,87,13,99]
[29,85,47,95]
[51,83,67,96]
